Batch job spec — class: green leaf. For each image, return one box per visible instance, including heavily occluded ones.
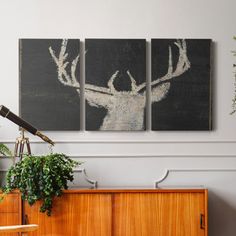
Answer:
[3,153,80,216]
[0,144,12,157]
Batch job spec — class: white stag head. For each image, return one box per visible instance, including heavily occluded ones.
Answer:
[49,39,190,130]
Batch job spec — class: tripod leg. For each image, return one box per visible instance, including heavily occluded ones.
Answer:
[14,141,19,164]
[19,141,25,160]
[26,140,31,155]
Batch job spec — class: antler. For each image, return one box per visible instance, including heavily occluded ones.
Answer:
[107,70,119,93]
[136,39,190,93]
[49,39,80,88]
[127,70,138,92]
[49,39,115,95]
[107,70,138,94]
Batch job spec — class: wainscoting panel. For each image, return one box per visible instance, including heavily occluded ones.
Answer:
[2,141,236,157]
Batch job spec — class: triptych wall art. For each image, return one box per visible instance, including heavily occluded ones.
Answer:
[151,39,212,130]
[19,38,212,131]
[20,39,81,130]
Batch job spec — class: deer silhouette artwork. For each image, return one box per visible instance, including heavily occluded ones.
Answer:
[49,39,190,131]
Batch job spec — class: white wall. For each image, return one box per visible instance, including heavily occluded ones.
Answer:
[0,0,236,235]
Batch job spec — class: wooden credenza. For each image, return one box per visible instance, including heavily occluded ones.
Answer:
[23,188,208,236]
[0,192,22,236]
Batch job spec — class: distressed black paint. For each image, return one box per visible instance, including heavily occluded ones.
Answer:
[85,39,146,131]
[151,39,212,130]
[19,39,80,130]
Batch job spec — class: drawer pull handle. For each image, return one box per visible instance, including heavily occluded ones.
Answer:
[200,214,205,229]
[24,214,29,225]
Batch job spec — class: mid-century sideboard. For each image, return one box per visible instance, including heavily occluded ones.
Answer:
[0,188,208,236]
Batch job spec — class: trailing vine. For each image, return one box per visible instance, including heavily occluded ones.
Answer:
[0,144,12,157]
[231,36,236,114]
[4,153,79,216]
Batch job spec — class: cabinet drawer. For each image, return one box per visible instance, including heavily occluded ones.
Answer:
[0,194,20,213]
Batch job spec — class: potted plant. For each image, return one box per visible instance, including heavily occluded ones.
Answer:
[4,153,80,216]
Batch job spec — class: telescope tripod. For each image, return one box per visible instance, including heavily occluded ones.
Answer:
[14,128,31,161]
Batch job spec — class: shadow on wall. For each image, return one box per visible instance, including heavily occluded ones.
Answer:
[209,190,236,236]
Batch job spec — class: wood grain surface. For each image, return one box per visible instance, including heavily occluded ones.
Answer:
[25,193,112,236]
[10,189,207,236]
[113,192,206,236]
[0,193,22,236]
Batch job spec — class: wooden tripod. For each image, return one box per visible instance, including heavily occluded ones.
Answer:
[14,128,31,161]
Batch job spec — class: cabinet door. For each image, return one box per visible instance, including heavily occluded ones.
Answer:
[0,193,22,236]
[25,193,112,236]
[113,192,206,236]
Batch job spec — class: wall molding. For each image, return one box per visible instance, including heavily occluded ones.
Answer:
[2,139,236,144]
[70,154,236,158]
[155,168,236,187]
[0,167,98,187]
[1,154,236,158]
[1,167,236,188]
